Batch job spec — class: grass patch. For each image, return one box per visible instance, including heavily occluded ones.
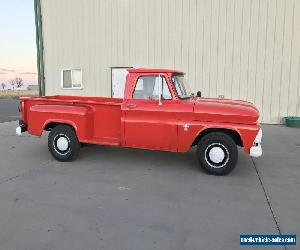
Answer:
[0,90,39,99]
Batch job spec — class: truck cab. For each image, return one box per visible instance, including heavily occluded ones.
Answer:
[122,69,193,152]
[17,68,262,175]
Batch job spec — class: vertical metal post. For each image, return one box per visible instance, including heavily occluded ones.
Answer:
[34,0,45,96]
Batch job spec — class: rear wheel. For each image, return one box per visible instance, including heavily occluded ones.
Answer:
[197,132,238,175]
[48,125,80,161]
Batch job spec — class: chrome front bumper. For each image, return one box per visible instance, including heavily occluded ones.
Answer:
[250,128,262,157]
[250,144,262,157]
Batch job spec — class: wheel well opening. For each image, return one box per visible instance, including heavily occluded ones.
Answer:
[44,122,74,132]
[192,128,243,147]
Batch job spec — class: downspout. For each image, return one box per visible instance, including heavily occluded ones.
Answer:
[34,0,45,96]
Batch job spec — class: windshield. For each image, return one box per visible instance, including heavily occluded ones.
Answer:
[172,75,192,99]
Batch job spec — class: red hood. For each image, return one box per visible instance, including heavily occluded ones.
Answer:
[191,97,259,124]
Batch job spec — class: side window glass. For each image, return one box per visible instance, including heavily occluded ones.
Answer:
[133,76,172,100]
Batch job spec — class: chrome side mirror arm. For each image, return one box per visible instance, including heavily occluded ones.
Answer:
[158,74,162,106]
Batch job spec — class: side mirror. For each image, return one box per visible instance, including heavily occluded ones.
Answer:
[196,91,201,97]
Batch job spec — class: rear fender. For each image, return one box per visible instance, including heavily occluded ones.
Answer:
[42,119,78,133]
[27,104,94,141]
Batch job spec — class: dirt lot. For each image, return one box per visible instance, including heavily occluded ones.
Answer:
[0,121,299,250]
[0,90,38,99]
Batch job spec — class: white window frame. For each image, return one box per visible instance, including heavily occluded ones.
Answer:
[61,69,83,90]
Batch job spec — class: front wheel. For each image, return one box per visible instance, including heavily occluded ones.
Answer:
[197,132,238,175]
[48,125,80,161]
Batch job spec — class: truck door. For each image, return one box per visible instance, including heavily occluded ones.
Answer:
[123,75,178,151]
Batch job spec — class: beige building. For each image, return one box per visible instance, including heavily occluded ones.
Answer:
[35,0,300,123]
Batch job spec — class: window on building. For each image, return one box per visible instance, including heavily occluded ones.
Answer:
[61,69,83,89]
[133,76,172,100]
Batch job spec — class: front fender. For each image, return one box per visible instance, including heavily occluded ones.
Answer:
[177,121,260,153]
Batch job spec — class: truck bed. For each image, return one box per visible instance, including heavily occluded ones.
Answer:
[22,95,123,105]
[20,96,123,146]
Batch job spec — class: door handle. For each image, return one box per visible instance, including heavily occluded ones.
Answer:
[126,104,137,109]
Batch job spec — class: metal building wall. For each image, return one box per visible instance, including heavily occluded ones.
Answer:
[40,0,300,123]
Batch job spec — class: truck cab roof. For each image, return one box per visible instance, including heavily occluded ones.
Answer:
[127,68,184,75]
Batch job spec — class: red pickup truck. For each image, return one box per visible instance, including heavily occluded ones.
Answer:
[17,68,262,175]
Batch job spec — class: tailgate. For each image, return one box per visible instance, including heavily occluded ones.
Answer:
[19,96,50,129]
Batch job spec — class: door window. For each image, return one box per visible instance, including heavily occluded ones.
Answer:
[133,76,172,100]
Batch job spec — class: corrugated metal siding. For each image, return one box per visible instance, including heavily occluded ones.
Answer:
[41,0,300,123]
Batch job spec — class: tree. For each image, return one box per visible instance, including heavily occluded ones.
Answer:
[10,77,24,89]
[1,83,5,90]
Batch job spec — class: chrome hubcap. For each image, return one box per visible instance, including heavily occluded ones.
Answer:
[208,146,225,163]
[56,137,69,151]
[204,143,229,169]
[53,134,71,155]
